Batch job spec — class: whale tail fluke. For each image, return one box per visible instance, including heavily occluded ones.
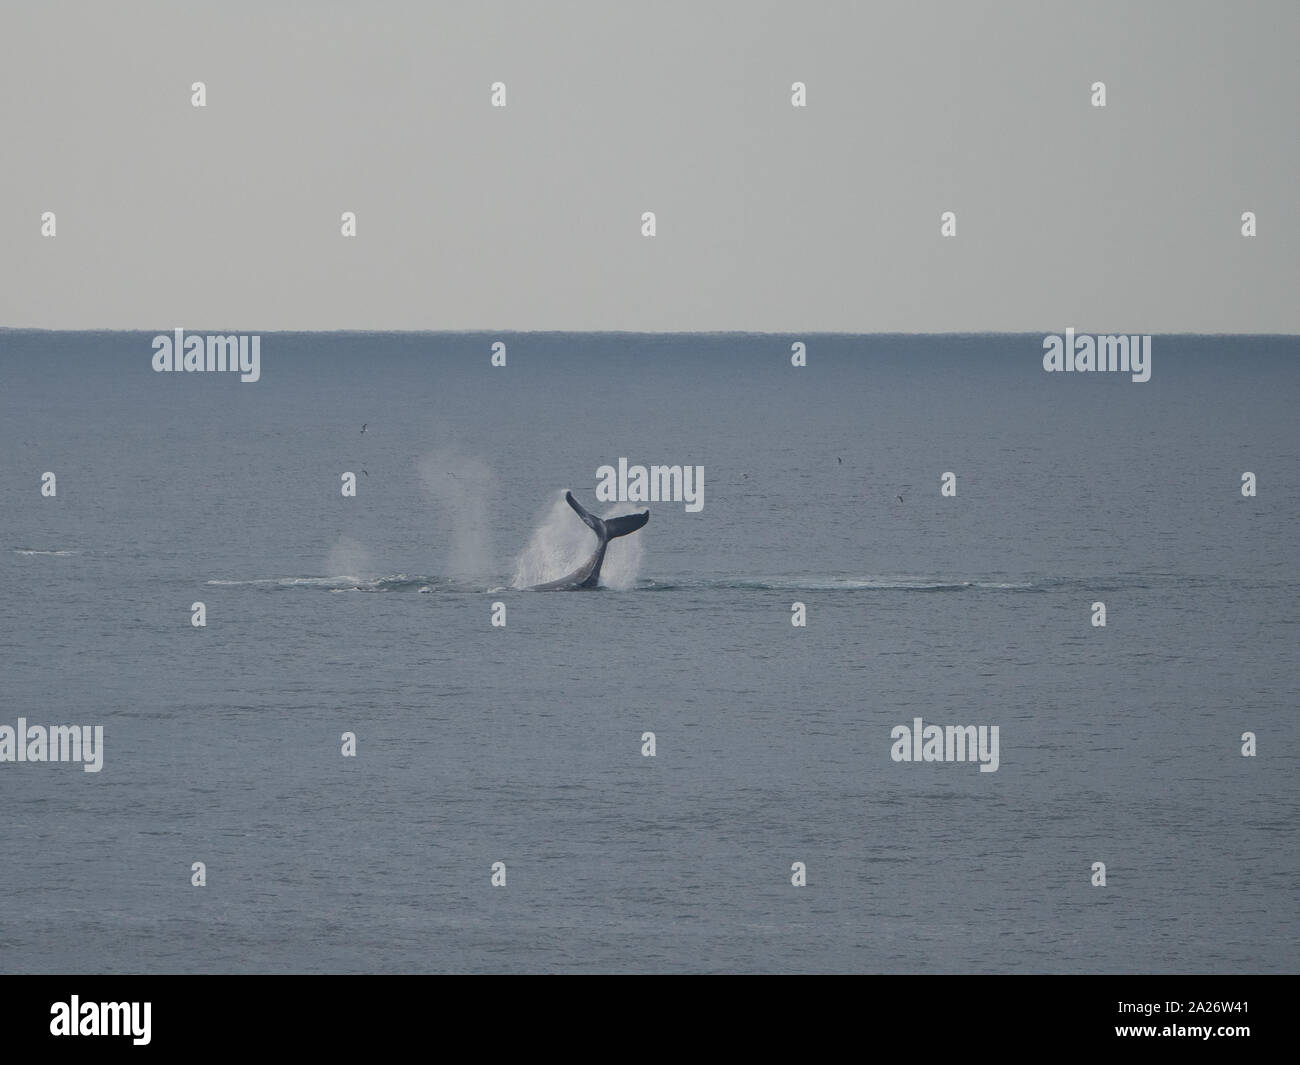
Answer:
[604,510,650,538]
[564,490,649,540]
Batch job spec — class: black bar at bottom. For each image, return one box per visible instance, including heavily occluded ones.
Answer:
[0,974,1287,1054]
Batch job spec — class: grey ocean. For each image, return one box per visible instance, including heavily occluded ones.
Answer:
[1,332,1296,974]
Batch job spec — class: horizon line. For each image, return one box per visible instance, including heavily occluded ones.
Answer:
[4,328,1298,338]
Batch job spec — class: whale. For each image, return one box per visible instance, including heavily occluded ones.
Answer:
[530,491,649,590]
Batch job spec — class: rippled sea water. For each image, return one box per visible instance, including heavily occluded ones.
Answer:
[1,332,1296,973]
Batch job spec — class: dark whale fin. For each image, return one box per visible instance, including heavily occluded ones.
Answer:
[565,491,649,541]
[604,510,650,538]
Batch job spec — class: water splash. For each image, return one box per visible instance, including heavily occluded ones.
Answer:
[325,536,374,579]
[416,449,497,580]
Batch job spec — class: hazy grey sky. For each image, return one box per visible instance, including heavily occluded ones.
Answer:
[1,0,1296,332]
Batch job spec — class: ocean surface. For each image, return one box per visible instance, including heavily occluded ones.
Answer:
[1,331,1296,974]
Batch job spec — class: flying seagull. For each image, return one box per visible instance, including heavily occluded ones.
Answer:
[360,424,367,433]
